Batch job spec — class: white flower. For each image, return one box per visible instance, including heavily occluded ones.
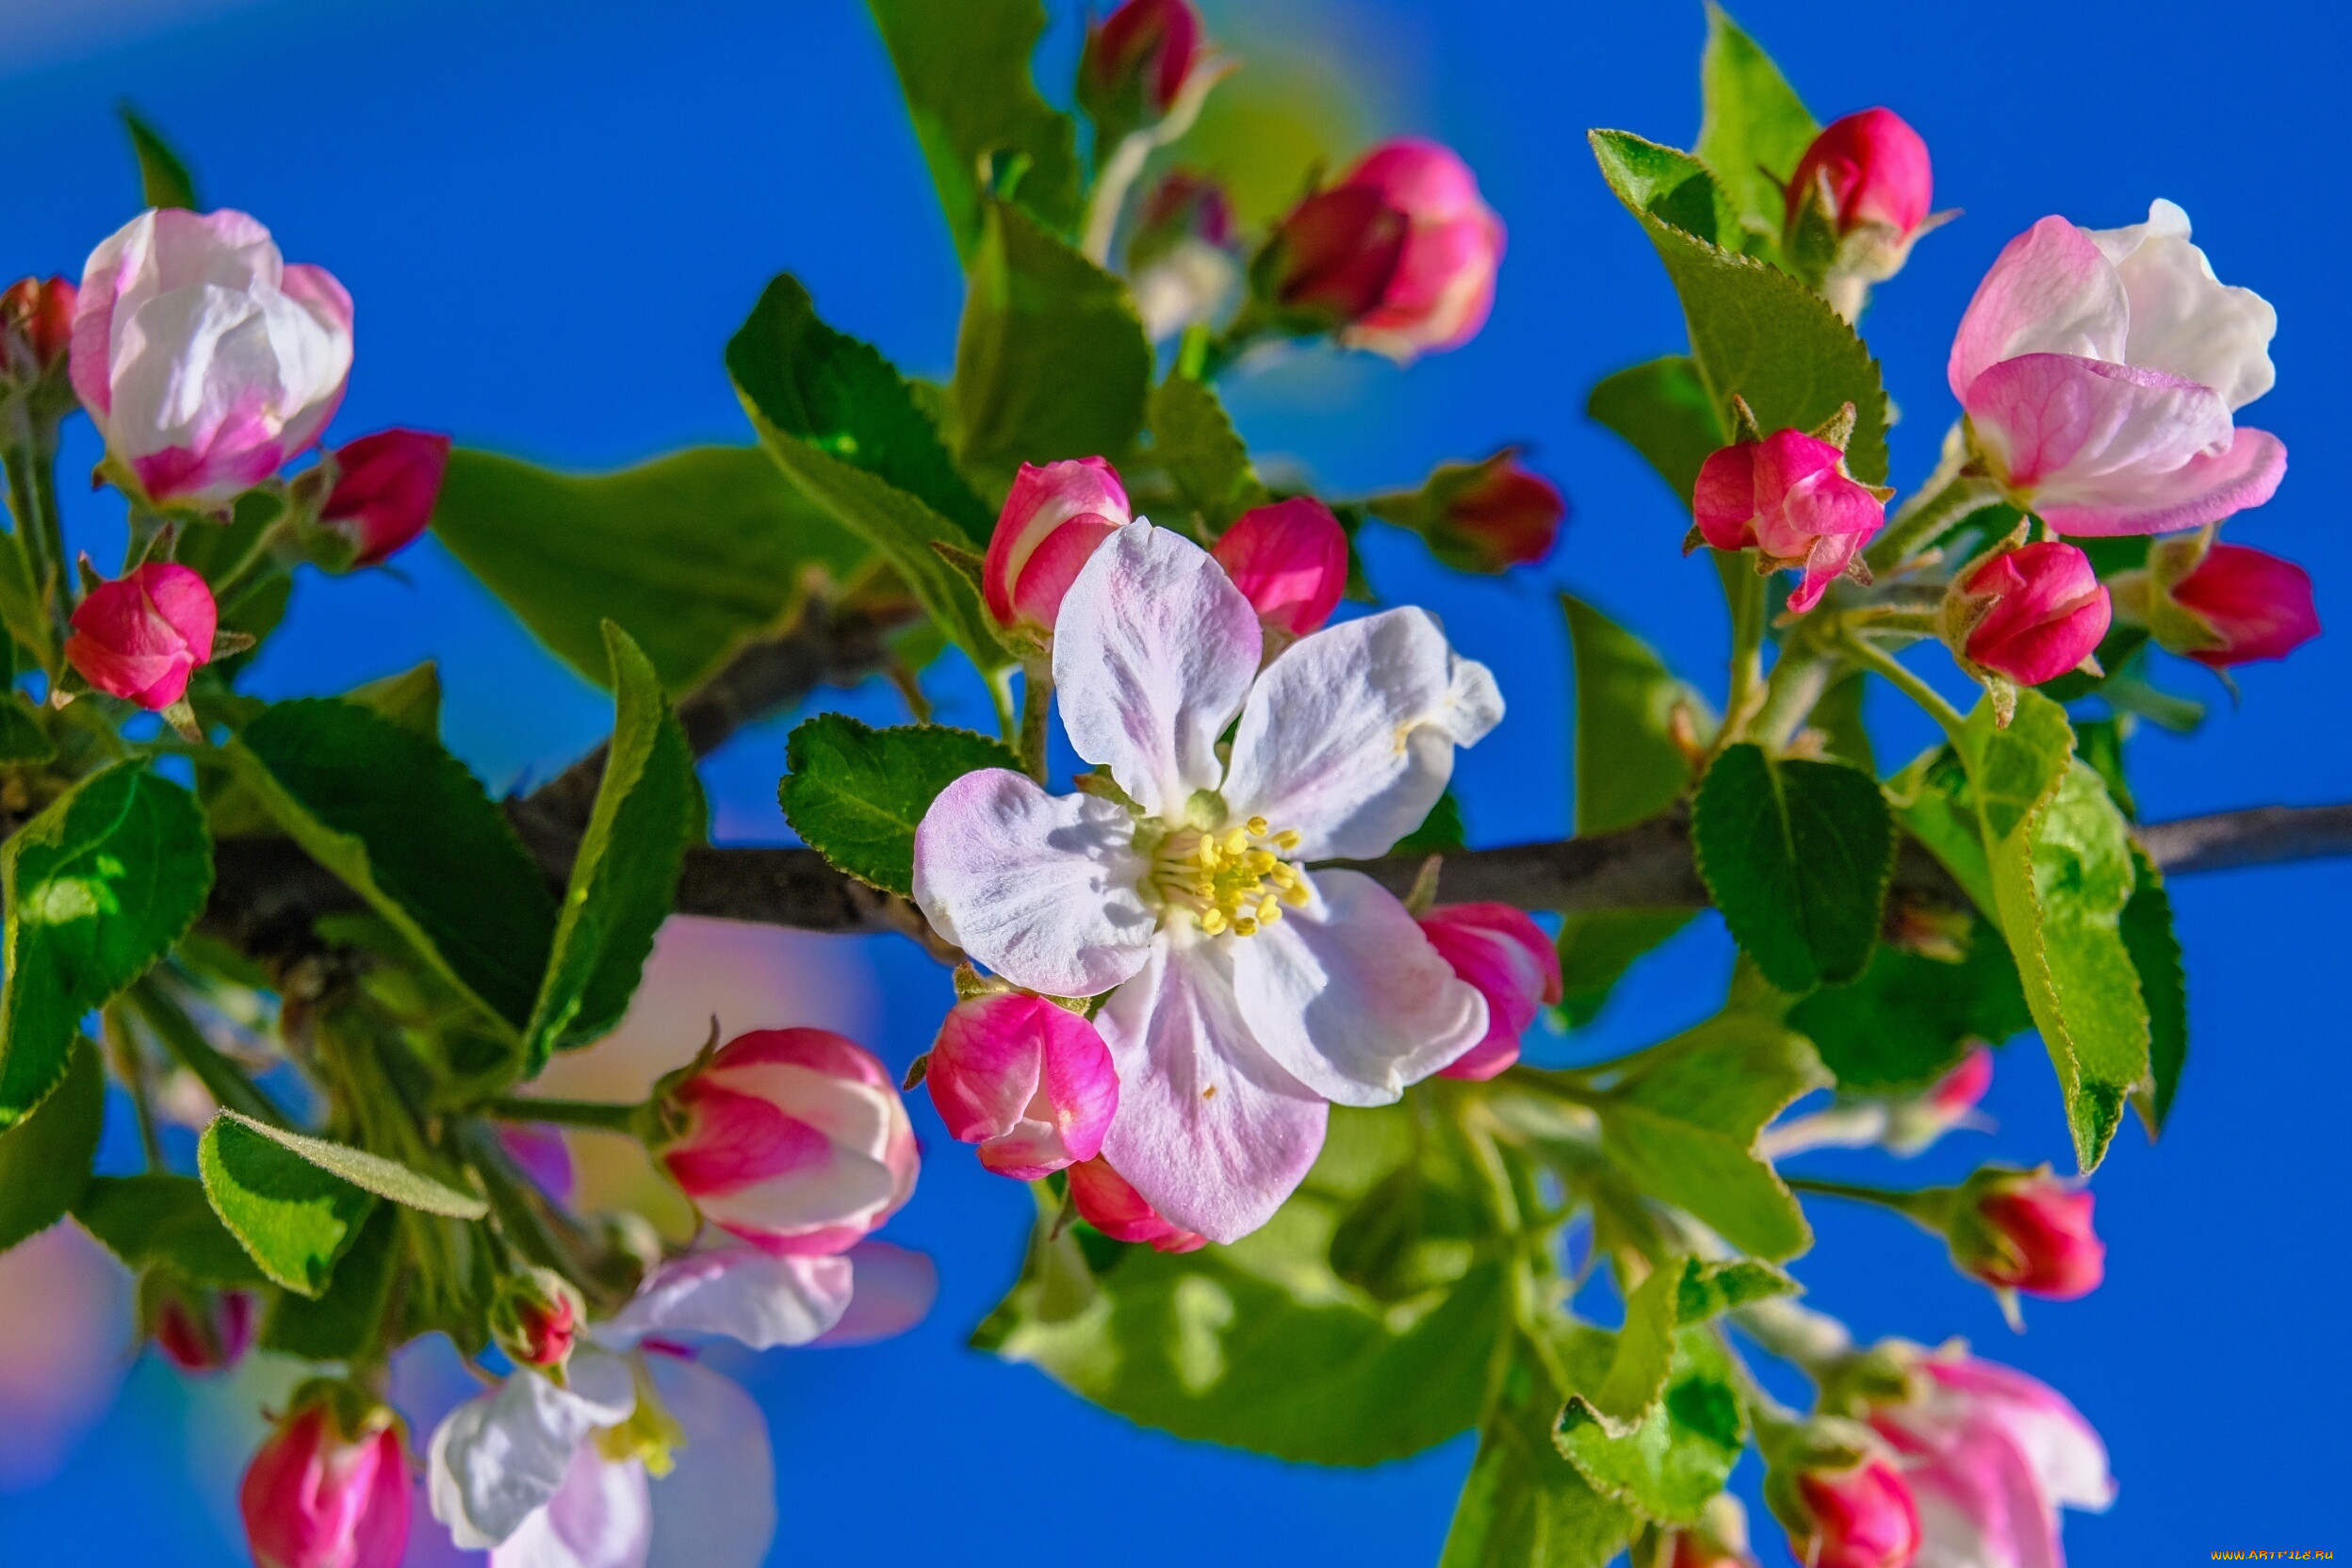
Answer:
[912,520,1502,1242]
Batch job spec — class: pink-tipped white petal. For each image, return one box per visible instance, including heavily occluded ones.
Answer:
[601,1249,855,1351]
[1924,1360,2116,1512]
[489,1445,652,1568]
[1949,217,2129,399]
[911,768,1155,997]
[644,1359,776,1568]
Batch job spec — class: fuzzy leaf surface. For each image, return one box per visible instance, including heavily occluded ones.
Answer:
[779,715,1022,897]
[0,1036,104,1250]
[1694,743,1893,993]
[198,1117,378,1297]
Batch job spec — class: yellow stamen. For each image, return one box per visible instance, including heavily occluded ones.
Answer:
[1232,917,1258,937]
[1145,817,1310,939]
[1273,829,1302,850]
[1245,815,1270,837]
[1199,908,1228,935]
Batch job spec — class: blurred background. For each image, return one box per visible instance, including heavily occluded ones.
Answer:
[0,0,2343,1561]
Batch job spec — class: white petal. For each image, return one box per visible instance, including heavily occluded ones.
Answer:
[430,1355,636,1549]
[601,1249,853,1351]
[645,1359,777,1568]
[1052,519,1261,817]
[1097,934,1328,1244]
[1230,869,1489,1104]
[1222,607,1502,860]
[911,768,1155,996]
[812,1239,939,1347]
[2092,202,2277,411]
[490,1446,652,1568]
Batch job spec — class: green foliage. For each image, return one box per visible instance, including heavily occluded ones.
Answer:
[1557,1319,1748,1526]
[230,700,557,1037]
[1692,3,1817,258]
[779,714,1022,897]
[865,0,1082,262]
[727,275,1006,673]
[955,199,1154,486]
[430,446,872,695]
[1956,692,2150,1170]
[1585,354,1725,506]
[119,104,199,209]
[1588,1015,1826,1260]
[0,766,210,1129]
[1578,1263,1679,1430]
[2121,845,2187,1135]
[0,694,55,763]
[1787,914,2031,1091]
[978,1105,1508,1464]
[260,1200,401,1361]
[1393,792,1467,858]
[1589,130,1888,484]
[1149,375,1268,534]
[0,1037,104,1250]
[347,662,443,738]
[0,532,45,673]
[1559,909,1698,1028]
[1673,1256,1798,1325]
[74,1173,268,1287]
[210,1111,487,1219]
[1886,744,1997,916]
[525,625,704,1070]
[1441,1338,1640,1568]
[198,1115,378,1297]
[1694,743,1893,993]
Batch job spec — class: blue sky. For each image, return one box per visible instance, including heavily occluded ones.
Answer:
[0,0,2344,1562]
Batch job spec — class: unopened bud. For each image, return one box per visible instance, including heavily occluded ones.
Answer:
[143,1273,256,1374]
[318,429,451,568]
[1066,1154,1207,1253]
[1942,540,2111,688]
[489,1266,585,1378]
[1785,108,1939,318]
[2119,535,2319,669]
[1210,497,1349,637]
[980,457,1133,644]
[1077,0,1203,140]
[1948,1166,2104,1299]
[1693,423,1886,612]
[65,562,218,710]
[927,992,1119,1179]
[1422,903,1561,1081]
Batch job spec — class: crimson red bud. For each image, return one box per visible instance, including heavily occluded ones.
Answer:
[981,457,1133,641]
[239,1396,411,1568]
[1693,430,1884,612]
[1788,109,1935,240]
[1078,0,1202,129]
[1210,498,1349,636]
[321,429,451,567]
[1950,1169,2104,1298]
[65,562,218,710]
[1954,541,2113,686]
[2164,541,2321,667]
[1,274,76,372]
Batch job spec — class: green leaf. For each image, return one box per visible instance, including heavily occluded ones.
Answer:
[1692,2,1818,256]
[727,276,1006,673]
[1673,1256,1797,1325]
[1585,354,1726,506]
[347,662,443,739]
[2071,714,2135,821]
[74,1173,268,1287]
[119,104,199,209]
[431,446,872,694]
[1810,670,1876,776]
[1,767,211,1129]
[211,1111,487,1219]
[1589,130,1888,484]
[1579,1262,1680,1431]
[0,530,46,672]
[526,625,703,1070]
[1557,1321,1749,1526]
[228,700,557,1037]
[1956,692,2149,1171]
[1564,593,1709,836]
[978,1105,1508,1464]
[197,1115,378,1297]
[1786,914,2031,1092]
[0,1037,104,1250]
[779,714,1021,897]
[865,0,1082,262]
[1393,792,1467,857]
[1694,743,1893,992]
[1441,1338,1640,1568]
[1886,744,1996,916]
[954,199,1154,487]
[259,1200,400,1361]
[0,694,55,763]
[1591,1014,1826,1259]
[1557,908,1698,1029]
[1149,375,1268,534]
[2121,844,2186,1135]
[1325,1141,1486,1304]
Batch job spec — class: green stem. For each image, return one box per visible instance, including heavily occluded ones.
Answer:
[100,1004,164,1171]
[1080,130,1152,265]
[125,976,290,1127]
[1837,632,1967,741]
[483,1095,645,1135]
[1864,471,2001,574]
[207,516,299,618]
[1746,642,1840,753]
[1717,552,1766,740]
[1017,659,1054,784]
[1786,1174,1956,1231]
[27,419,65,635]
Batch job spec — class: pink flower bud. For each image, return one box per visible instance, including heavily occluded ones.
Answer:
[1788,109,1935,241]
[1789,1458,1922,1568]
[1130,172,1241,341]
[321,429,450,567]
[488,1267,583,1375]
[1422,903,1561,1082]
[1078,0,1202,129]
[1066,1154,1208,1253]
[1209,498,1349,636]
[1429,451,1565,571]
[1952,541,2113,686]
[65,561,218,710]
[1950,1169,2104,1298]
[1,275,76,373]
[926,992,1119,1179]
[72,209,352,509]
[239,1396,411,1568]
[657,1028,919,1256]
[2161,542,2320,667]
[1926,1046,1995,1120]
[1260,139,1506,361]
[980,457,1133,641]
[150,1282,256,1374]
[1692,429,1886,612]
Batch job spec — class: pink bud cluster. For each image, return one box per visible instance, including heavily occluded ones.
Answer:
[1693,426,1886,612]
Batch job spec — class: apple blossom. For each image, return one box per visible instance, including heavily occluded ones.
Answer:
[241,1389,411,1568]
[1077,0,1203,139]
[1945,541,2113,687]
[1422,903,1562,1082]
[320,428,450,567]
[1868,1350,2115,1568]
[71,208,352,509]
[1128,171,1240,341]
[912,520,1501,1241]
[1757,1047,1996,1161]
[1693,425,1886,612]
[1258,139,1506,362]
[925,991,1119,1179]
[146,1278,255,1374]
[1784,1456,1922,1568]
[1209,497,1349,638]
[980,456,1133,644]
[2123,537,2320,668]
[1065,1154,1207,1253]
[1948,201,2284,536]
[64,561,217,710]
[651,1027,918,1256]
[1785,108,1937,317]
[491,1267,587,1378]
[1948,1168,2104,1299]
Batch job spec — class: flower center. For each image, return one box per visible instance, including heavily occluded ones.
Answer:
[1147,815,1310,937]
